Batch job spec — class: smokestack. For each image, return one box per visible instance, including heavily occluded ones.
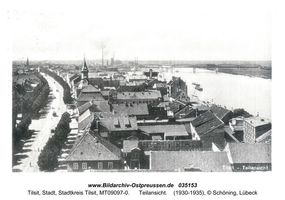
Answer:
[149,69,153,79]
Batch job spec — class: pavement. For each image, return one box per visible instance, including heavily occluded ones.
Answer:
[12,73,66,172]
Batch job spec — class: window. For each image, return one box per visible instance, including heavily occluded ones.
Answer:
[108,162,113,169]
[98,162,103,169]
[73,162,78,170]
[82,162,87,170]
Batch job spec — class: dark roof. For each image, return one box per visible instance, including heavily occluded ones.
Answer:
[113,103,149,116]
[150,151,231,172]
[210,104,232,120]
[66,131,121,161]
[191,111,224,137]
[228,143,271,164]
[139,124,189,137]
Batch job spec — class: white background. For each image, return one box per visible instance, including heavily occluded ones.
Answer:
[0,0,284,199]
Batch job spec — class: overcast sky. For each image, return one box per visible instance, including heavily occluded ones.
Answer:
[10,0,271,61]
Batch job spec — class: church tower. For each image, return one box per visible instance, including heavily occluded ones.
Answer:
[81,56,89,81]
[26,57,29,67]
[79,56,89,89]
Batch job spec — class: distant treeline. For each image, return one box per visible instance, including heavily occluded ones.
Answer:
[37,112,71,171]
[41,68,73,104]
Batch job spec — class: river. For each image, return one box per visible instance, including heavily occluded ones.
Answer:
[160,67,271,119]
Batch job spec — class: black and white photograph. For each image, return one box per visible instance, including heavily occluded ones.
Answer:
[2,0,284,199]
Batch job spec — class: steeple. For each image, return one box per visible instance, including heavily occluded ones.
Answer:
[81,56,89,80]
[26,57,29,67]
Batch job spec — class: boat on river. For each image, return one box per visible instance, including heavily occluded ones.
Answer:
[192,82,200,86]
[195,85,203,91]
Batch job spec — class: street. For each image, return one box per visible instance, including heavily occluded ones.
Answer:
[12,73,66,172]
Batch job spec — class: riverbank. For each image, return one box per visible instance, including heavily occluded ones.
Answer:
[208,67,271,79]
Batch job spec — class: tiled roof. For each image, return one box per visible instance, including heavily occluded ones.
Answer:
[228,143,271,164]
[150,151,231,172]
[139,124,189,137]
[191,111,224,137]
[66,131,121,161]
[112,103,149,116]
[210,104,232,120]
[117,90,161,100]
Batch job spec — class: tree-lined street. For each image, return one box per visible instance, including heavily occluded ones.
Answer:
[13,73,66,172]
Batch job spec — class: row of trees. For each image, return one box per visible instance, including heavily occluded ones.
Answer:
[37,112,71,171]
[13,72,50,151]
[41,68,73,104]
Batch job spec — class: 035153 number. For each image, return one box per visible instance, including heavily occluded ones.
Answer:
[178,183,198,188]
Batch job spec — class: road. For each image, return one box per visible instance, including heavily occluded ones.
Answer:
[12,73,66,172]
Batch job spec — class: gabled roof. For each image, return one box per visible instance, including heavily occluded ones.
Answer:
[150,151,231,172]
[113,103,149,116]
[66,131,121,161]
[210,104,232,120]
[191,111,224,137]
[228,143,271,164]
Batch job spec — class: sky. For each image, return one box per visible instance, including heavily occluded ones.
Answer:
[9,0,271,61]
